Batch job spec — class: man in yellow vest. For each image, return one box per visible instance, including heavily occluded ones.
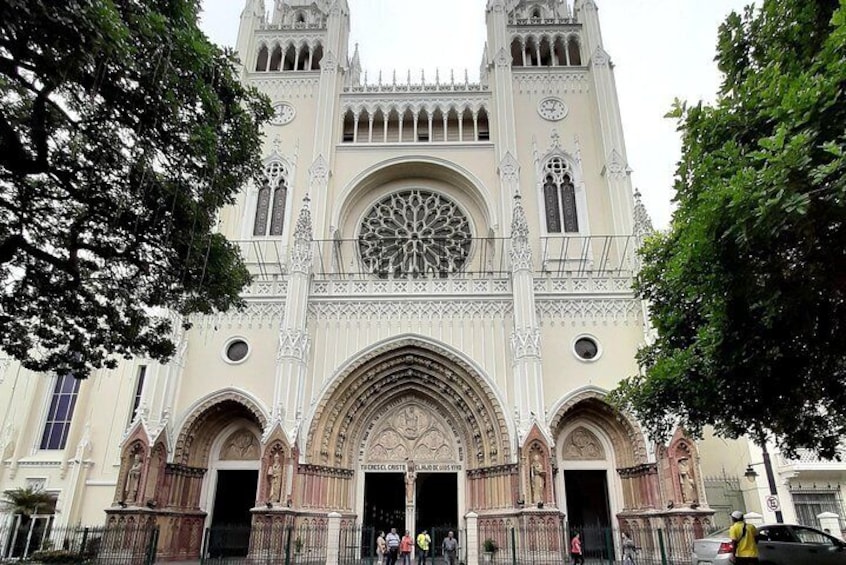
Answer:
[729,510,759,564]
[416,530,431,565]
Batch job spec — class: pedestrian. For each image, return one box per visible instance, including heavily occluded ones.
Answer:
[387,527,401,565]
[570,532,584,565]
[377,531,387,565]
[442,531,458,565]
[400,530,413,565]
[729,510,759,564]
[416,529,431,565]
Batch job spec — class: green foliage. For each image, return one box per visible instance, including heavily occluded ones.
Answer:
[1,487,57,515]
[0,0,272,377]
[483,538,499,553]
[612,0,846,457]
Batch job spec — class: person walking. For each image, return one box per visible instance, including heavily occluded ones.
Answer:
[377,531,387,565]
[416,529,431,565]
[386,527,401,565]
[570,532,584,565]
[400,530,414,565]
[729,510,759,564]
[442,531,458,565]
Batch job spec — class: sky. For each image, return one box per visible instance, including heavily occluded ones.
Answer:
[199,0,751,229]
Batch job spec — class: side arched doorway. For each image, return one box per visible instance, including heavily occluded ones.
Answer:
[304,339,514,535]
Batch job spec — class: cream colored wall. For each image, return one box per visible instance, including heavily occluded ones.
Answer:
[541,321,642,406]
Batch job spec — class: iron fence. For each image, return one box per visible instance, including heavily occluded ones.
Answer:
[0,519,158,564]
[200,523,328,565]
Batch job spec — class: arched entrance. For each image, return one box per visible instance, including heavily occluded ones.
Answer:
[550,390,650,522]
[304,338,514,531]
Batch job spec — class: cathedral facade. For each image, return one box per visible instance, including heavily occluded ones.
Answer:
[0,0,714,561]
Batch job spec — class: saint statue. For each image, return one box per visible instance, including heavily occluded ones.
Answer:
[678,457,697,504]
[530,453,546,504]
[405,460,416,505]
[268,452,284,504]
[124,453,143,503]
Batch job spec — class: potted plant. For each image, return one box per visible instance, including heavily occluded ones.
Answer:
[482,538,498,563]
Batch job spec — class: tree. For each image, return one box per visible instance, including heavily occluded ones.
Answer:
[1,486,57,516]
[0,0,272,377]
[613,0,846,457]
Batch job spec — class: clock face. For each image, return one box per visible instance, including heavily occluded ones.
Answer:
[270,102,296,126]
[538,97,568,121]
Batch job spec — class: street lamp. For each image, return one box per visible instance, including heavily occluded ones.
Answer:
[745,442,784,523]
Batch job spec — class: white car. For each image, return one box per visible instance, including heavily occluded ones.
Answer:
[691,523,846,564]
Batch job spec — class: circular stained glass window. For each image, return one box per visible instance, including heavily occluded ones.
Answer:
[225,339,249,363]
[358,190,472,278]
[574,337,599,361]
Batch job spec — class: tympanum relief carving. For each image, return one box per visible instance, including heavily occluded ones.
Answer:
[562,426,605,460]
[366,405,456,462]
[220,429,260,461]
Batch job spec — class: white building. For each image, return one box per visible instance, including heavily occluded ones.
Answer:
[0,0,717,561]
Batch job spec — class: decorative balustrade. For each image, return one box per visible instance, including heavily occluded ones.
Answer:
[779,448,846,467]
[343,70,486,94]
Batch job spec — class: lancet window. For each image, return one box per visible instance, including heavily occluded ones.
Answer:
[255,40,324,72]
[341,104,490,144]
[510,34,582,67]
[253,161,289,237]
[542,157,579,233]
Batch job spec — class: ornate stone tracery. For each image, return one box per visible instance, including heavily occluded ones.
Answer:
[365,402,457,462]
[562,426,605,460]
[306,339,511,469]
[358,190,472,277]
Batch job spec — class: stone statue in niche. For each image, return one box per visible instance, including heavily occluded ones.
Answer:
[268,452,284,504]
[123,453,143,503]
[678,457,697,504]
[529,452,546,504]
[405,460,416,505]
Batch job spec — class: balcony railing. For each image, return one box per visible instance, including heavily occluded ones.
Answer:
[779,448,846,467]
[233,235,636,280]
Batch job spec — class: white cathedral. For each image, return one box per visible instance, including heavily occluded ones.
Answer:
[0,0,771,561]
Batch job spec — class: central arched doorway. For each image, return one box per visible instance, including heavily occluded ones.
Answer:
[304,338,514,534]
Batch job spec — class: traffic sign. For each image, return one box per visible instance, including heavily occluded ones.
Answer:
[765,495,781,512]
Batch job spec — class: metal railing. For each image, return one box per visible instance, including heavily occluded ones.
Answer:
[0,518,158,564]
[232,235,636,282]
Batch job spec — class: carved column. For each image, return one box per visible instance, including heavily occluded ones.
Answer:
[509,194,544,435]
[274,201,313,437]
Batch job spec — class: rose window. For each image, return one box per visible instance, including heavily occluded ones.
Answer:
[359,190,472,277]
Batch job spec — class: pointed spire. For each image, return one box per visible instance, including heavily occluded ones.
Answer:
[633,189,654,239]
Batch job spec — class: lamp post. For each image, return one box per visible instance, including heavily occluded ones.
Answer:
[744,442,784,523]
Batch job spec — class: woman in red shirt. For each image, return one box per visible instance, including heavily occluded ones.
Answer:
[400,530,414,565]
[570,532,584,565]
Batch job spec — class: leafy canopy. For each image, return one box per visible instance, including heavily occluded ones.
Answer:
[613,0,846,457]
[0,0,272,377]
[1,486,57,515]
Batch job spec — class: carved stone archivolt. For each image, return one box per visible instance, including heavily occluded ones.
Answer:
[174,393,268,467]
[365,403,457,462]
[220,429,260,461]
[306,339,511,469]
[550,390,647,468]
[562,426,605,460]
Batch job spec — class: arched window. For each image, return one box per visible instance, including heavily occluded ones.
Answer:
[283,45,296,71]
[511,38,524,67]
[269,44,283,71]
[312,43,324,70]
[553,36,567,66]
[539,36,553,66]
[297,44,310,71]
[542,157,579,233]
[253,161,289,237]
[255,45,269,72]
[567,36,582,66]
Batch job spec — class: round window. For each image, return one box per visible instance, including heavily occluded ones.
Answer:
[225,339,249,363]
[573,337,599,361]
